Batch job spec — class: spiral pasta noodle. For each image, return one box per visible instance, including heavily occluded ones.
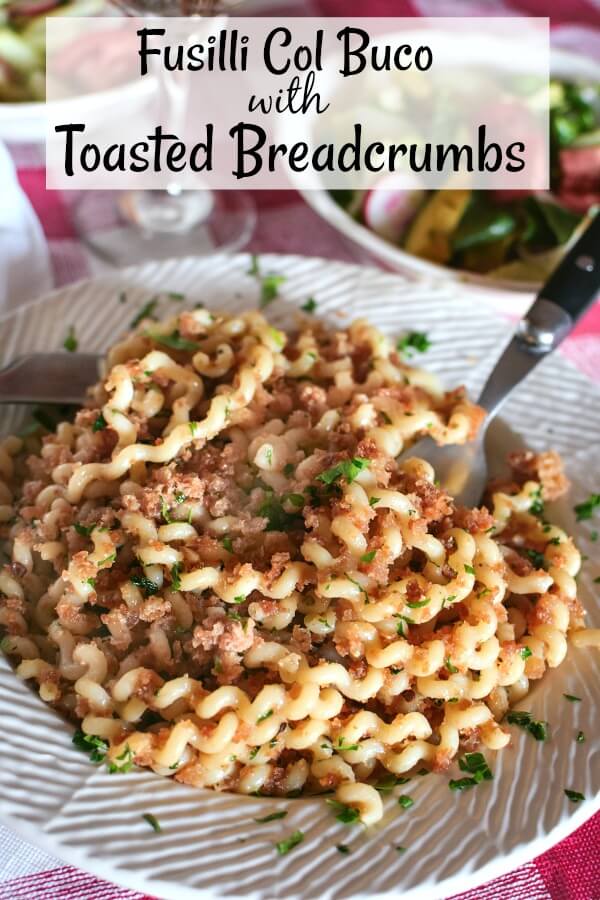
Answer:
[0,304,591,824]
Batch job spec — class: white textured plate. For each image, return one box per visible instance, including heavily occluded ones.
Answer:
[0,253,598,900]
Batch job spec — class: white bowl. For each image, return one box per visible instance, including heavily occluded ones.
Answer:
[299,48,600,298]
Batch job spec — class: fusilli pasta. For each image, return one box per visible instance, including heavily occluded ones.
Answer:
[0,306,590,824]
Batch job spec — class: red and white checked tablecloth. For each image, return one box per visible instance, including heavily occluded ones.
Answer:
[3,0,600,895]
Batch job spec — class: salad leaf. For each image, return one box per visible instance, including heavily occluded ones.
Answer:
[534,199,580,246]
[452,197,517,253]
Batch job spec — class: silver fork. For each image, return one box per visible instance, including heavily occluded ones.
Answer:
[405,215,600,507]
[0,353,101,405]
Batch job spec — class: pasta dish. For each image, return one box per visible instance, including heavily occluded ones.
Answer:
[0,305,591,826]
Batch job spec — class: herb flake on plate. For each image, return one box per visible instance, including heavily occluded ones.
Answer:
[72,730,108,763]
[574,494,600,521]
[63,326,78,353]
[142,813,161,832]
[254,810,287,823]
[506,710,549,741]
[275,830,304,855]
[396,331,430,358]
[326,799,361,824]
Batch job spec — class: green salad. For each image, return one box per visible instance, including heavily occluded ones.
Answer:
[333,80,600,283]
[0,0,104,102]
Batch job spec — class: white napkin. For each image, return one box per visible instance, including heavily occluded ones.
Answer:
[0,141,53,313]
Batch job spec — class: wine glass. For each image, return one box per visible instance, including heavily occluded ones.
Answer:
[72,0,256,266]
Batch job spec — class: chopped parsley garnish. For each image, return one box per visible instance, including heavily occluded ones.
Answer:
[232,595,245,605]
[336,844,350,854]
[360,550,376,563]
[268,328,285,351]
[142,813,161,832]
[283,492,304,508]
[464,564,476,575]
[257,709,273,723]
[406,597,430,609]
[456,752,493,789]
[222,536,234,553]
[576,731,585,743]
[396,331,430,358]
[326,799,361,824]
[563,694,581,703]
[107,744,134,774]
[449,777,479,792]
[397,794,414,809]
[374,774,411,793]
[72,730,108,763]
[525,548,546,569]
[574,494,600,522]
[92,413,107,432]
[369,496,380,507]
[148,330,199,352]
[255,810,287,823]
[63,326,78,352]
[168,291,185,301]
[346,575,369,604]
[260,274,286,307]
[506,710,549,741]
[74,522,95,537]
[130,574,159,596]
[445,658,458,674]
[189,421,199,437]
[98,552,116,567]
[529,486,544,517]
[301,297,317,313]
[131,299,158,328]
[283,463,295,477]
[395,617,408,637]
[564,789,584,803]
[395,846,407,853]
[170,562,182,591]
[448,753,493,792]
[520,646,532,660]
[317,457,370,486]
[247,253,260,276]
[227,611,243,623]
[160,497,172,524]
[337,738,359,752]
[258,493,304,532]
[275,830,304,855]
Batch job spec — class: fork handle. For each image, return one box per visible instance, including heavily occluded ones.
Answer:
[478,215,600,419]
